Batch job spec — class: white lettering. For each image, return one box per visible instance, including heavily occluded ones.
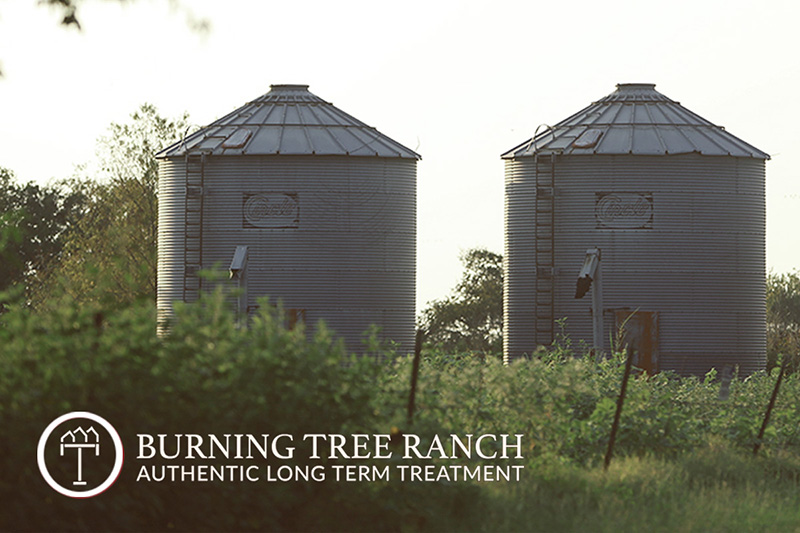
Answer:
[137,434,156,459]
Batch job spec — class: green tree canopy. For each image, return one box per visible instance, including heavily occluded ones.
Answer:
[33,104,189,307]
[419,248,503,357]
[767,270,800,371]
[0,168,85,304]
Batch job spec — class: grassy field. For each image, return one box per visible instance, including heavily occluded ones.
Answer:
[482,449,800,532]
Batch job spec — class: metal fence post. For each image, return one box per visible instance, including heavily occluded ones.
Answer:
[753,358,787,457]
[604,345,634,471]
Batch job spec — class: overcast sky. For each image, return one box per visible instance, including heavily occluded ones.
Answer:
[1,0,798,311]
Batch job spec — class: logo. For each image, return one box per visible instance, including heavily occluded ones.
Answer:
[37,411,124,498]
[243,193,299,228]
[595,192,653,229]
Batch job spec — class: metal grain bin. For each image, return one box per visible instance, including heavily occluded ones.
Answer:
[502,83,769,375]
[157,84,420,355]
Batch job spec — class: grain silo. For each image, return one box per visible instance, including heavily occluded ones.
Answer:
[157,84,420,354]
[503,83,768,375]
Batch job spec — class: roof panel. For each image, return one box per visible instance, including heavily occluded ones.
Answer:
[549,128,579,150]
[598,125,633,154]
[341,127,383,156]
[246,126,282,154]
[221,128,252,149]
[631,126,666,154]
[633,105,651,123]
[158,85,419,159]
[297,105,322,126]
[283,105,301,124]
[313,103,353,126]
[276,126,310,154]
[306,127,344,154]
[645,103,669,124]
[657,126,697,154]
[502,83,769,160]
[680,128,726,155]
[612,103,633,124]
[245,105,270,124]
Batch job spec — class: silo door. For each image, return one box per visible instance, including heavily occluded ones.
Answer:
[614,310,659,374]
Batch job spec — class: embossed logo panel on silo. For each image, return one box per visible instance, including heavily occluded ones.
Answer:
[595,192,653,229]
[243,193,299,228]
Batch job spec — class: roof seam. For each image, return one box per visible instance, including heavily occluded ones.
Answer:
[277,104,287,154]
[645,104,669,154]
[500,84,768,160]
[296,99,315,154]
[155,85,420,159]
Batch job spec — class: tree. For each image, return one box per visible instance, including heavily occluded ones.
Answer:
[33,104,189,307]
[0,168,85,304]
[767,271,800,372]
[420,248,503,357]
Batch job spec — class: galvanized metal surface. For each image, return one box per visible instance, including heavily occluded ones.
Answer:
[158,155,417,355]
[503,83,770,160]
[157,159,185,330]
[157,85,420,159]
[158,84,418,353]
[504,152,766,375]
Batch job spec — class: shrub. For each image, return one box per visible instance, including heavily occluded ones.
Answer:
[0,289,486,532]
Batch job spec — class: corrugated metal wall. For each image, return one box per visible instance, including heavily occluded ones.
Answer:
[158,155,416,355]
[503,157,537,361]
[156,160,185,329]
[504,153,766,376]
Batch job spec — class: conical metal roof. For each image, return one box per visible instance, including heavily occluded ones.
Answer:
[157,84,420,159]
[502,83,769,159]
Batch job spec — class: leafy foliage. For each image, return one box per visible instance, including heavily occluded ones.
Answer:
[383,344,800,467]
[419,248,503,357]
[767,271,800,372]
[2,289,800,531]
[0,286,490,532]
[0,168,85,305]
[33,104,189,308]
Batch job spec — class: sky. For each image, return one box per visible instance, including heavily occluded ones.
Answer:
[1,0,799,312]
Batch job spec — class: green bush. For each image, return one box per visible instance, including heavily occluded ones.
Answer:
[2,288,800,532]
[382,341,800,466]
[0,290,488,532]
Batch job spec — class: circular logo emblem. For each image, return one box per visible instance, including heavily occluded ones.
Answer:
[37,411,124,498]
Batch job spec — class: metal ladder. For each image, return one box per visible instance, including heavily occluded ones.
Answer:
[183,153,205,302]
[534,153,555,345]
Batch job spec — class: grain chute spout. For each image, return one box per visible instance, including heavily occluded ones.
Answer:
[230,245,249,326]
[575,248,603,357]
